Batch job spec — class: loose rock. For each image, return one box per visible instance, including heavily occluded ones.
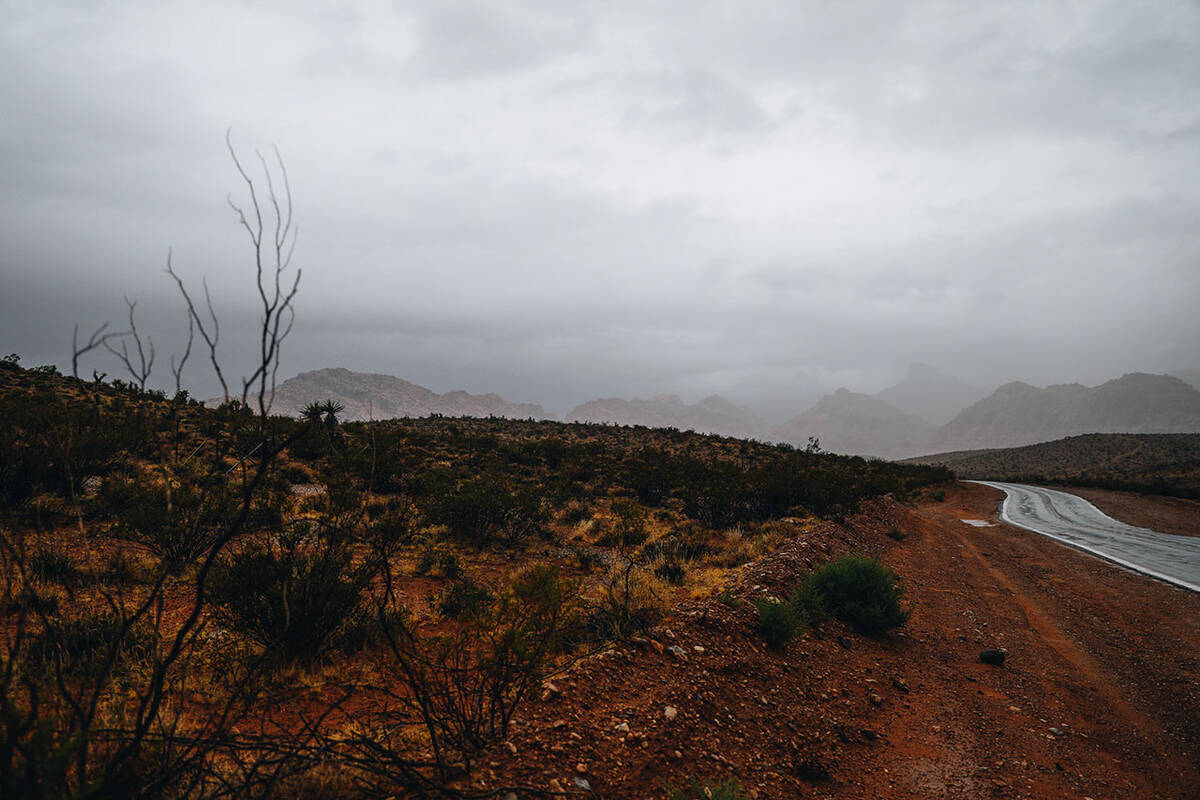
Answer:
[979,649,1007,666]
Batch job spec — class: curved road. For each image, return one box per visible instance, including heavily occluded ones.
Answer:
[971,481,1200,593]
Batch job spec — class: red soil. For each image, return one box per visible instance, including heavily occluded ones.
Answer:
[462,482,1200,799]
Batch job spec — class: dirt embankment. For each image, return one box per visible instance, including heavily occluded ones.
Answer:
[470,483,1200,799]
[1058,485,1200,538]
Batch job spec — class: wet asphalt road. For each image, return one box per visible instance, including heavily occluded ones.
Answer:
[971,481,1200,593]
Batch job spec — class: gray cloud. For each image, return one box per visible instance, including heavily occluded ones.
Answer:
[2,1,1199,420]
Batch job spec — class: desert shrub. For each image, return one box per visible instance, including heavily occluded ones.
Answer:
[29,549,83,586]
[594,499,648,549]
[560,500,592,524]
[589,560,667,639]
[716,587,741,608]
[438,576,494,620]
[804,555,909,636]
[26,612,156,679]
[669,776,746,800]
[432,474,547,546]
[374,563,578,773]
[335,606,408,654]
[101,470,250,574]
[207,532,372,663]
[653,560,686,585]
[885,527,907,542]
[752,596,807,650]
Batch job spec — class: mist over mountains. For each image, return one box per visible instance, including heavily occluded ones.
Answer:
[269,365,1200,460]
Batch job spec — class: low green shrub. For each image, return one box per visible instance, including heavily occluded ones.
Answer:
[27,612,155,679]
[669,776,746,800]
[208,533,371,663]
[752,596,806,650]
[885,527,907,542]
[29,549,83,586]
[804,555,909,636]
[438,576,494,620]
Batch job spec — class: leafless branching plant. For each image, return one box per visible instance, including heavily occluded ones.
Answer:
[102,297,155,389]
[71,322,129,380]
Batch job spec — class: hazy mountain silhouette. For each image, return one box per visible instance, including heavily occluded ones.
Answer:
[565,394,770,439]
[875,363,991,425]
[932,373,1200,451]
[775,389,935,460]
[268,368,550,422]
[1170,369,1200,392]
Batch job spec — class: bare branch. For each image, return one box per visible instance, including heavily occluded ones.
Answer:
[102,297,155,389]
[71,322,128,379]
[169,307,195,395]
[225,130,300,419]
[166,250,230,403]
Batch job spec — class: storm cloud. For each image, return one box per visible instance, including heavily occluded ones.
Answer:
[3,1,1198,419]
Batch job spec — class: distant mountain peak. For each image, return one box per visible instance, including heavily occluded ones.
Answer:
[876,365,990,426]
[269,368,549,422]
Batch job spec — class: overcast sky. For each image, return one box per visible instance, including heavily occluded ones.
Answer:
[3,1,1199,419]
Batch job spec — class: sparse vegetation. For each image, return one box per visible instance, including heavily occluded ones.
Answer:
[753,595,808,650]
[669,776,747,800]
[0,358,946,796]
[805,555,910,636]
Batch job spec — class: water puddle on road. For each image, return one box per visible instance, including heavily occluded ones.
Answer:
[961,519,996,527]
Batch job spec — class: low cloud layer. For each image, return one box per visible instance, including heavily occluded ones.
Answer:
[3,1,1198,419]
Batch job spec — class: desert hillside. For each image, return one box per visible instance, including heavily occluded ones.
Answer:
[566,393,771,440]
[905,432,1200,499]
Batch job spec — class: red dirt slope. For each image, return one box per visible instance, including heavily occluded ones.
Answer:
[462,483,1200,799]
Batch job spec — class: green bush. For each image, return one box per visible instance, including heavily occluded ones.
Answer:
[29,549,83,586]
[804,555,909,636]
[438,576,494,620]
[885,527,907,542]
[752,596,806,650]
[432,474,547,546]
[208,532,371,663]
[669,776,746,800]
[27,612,156,679]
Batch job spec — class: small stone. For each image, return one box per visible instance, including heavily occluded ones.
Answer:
[979,649,1007,666]
[575,762,588,774]
[614,721,630,733]
[1049,727,1065,737]
[503,741,517,755]
[666,645,689,661]
[693,645,706,654]
[1008,705,1021,713]
[648,639,664,655]
[573,777,593,792]
[869,693,883,706]
[892,677,910,693]
[664,705,678,721]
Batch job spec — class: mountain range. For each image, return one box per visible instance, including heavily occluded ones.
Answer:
[269,365,1200,460]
